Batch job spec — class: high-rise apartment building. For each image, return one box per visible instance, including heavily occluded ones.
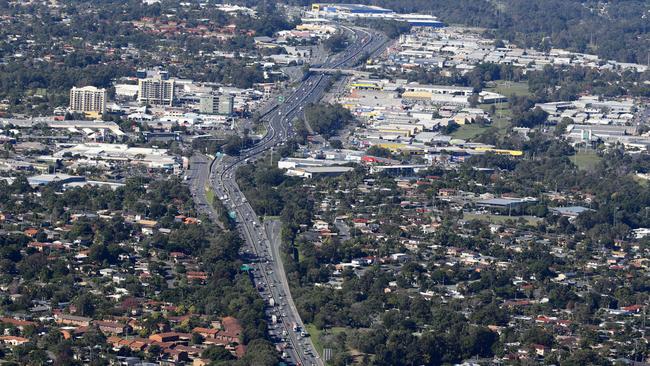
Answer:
[69,86,107,115]
[138,75,175,106]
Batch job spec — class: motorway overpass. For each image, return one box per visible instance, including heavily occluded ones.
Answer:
[309,67,372,78]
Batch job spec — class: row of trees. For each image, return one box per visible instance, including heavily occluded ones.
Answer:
[528,65,650,99]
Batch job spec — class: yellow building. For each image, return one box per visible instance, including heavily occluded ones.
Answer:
[375,142,426,155]
[402,91,432,101]
[351,82,382,91]
[377,128,412,137]
[474,147,523,156]
[374,123,424,137]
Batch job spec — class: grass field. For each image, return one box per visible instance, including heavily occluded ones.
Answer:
[453,99,514,141]
[448,80,527,142]
[205,186,215,205]
[451,123,490,140]
[570,150,601,171]
[304,324,324,355]
[464,212,542,225]
[304,324,346,362]
[253,122,267,136]
[481,99,512,120]
[489,104,513,131]
[486,80,530,97]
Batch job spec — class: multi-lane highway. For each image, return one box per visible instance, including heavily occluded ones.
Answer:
[190,26,387,366]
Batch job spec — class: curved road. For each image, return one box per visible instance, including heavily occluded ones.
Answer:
[193,26,387,366]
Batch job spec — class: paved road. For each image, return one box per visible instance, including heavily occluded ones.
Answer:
[191,26,387,366]
[264,218,303,345]
[186,155,220,224]
[334,219,351,242]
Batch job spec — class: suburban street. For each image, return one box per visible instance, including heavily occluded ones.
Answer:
[188,26,387,366]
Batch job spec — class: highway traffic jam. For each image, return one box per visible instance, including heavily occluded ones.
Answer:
[187,26,387,366]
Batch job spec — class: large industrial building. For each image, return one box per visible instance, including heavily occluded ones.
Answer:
[396,14,445,28]
[309,3,445,27]
[311,3,394,16]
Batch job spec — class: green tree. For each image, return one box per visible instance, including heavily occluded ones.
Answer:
[239,339,279,366]
[201,345,234,361]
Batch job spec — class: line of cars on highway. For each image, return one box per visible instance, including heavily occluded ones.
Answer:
[192,25,386,366]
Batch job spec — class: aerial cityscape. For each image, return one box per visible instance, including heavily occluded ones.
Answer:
[0,0,648,365]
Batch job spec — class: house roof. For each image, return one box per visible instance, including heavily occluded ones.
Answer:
[550,206,592,216]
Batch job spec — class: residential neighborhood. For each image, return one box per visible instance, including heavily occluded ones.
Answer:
[0,0,648,365]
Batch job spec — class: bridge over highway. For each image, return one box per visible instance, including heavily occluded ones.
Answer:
[309,67,372,78]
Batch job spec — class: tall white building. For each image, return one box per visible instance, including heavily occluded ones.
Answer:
[69,86,107,114]
[138,76,175,106]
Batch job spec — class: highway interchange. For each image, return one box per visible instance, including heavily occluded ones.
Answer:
[187,26,387,366]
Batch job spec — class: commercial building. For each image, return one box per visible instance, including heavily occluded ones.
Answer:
[311,3,394,17]
[392,26,646,76]
[551,206,593,218]
[565,124,638,143]
[372,122,424,137]
[114,84,139,100]
[138,75,175,106]
[536,96,637,125]
[278,158,350,169]
[199,94,234,115]
[53,143,178,170]
[309,4,444,27]
[286,166,354,178]
[69,86,107,116]
[369,164,428,176]
[397,14,445,28]
[477,197,538,214]
[27,174,85,187]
